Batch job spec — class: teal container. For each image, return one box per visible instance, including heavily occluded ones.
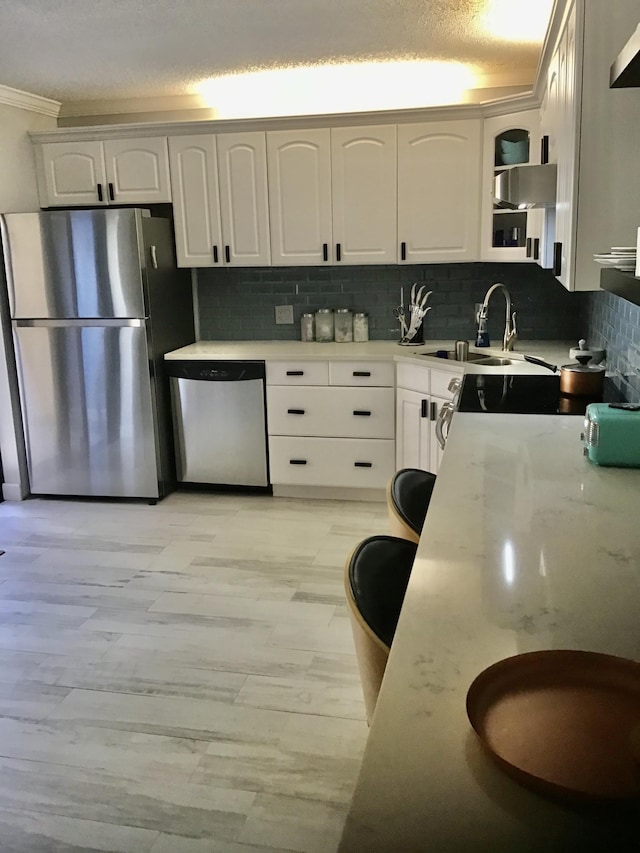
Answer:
[582,403,640,467]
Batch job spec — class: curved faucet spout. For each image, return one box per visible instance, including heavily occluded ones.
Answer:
[480,283,518,351]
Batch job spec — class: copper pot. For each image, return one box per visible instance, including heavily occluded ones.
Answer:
[524,355,605,398]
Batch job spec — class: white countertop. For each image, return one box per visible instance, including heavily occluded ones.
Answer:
[165,339,577,375]
[338,413,640,852]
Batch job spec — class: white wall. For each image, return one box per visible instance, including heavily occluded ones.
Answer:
[0,100,57,499]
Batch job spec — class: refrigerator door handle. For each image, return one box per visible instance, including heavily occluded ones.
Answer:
[149,245,158,269]
[13,318,144,328]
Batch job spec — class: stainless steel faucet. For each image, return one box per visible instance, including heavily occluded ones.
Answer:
[478,283,518,351]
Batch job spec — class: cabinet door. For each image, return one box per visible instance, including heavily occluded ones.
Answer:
[395,387,431,471]
[331,125,397,265]
[480,110,540,263]
[554,3,577,289]
[103,137,172,204]
[398,120,481,263]
[169,135,223,268]
[39,141,107,207]
[217,132,271,267]
[267,129,332,266]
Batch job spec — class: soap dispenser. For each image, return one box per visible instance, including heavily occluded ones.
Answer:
[475,308,490,347]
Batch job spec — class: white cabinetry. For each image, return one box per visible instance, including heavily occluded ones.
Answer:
[38,138,171,207]
[480,110,541,263]
[168,135,223,267]
[267,129,332,266]
[395,362,460,474]
[397,120,481,263]
[169,132,270,267]
[266,360,395,493]
[543,0,640,291]
[331,125,397,265]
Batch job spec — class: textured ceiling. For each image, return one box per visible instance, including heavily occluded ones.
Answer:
[0,0,551,107]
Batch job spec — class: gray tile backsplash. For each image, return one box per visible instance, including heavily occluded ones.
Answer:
[197,262,587,345]
[584,290,640,401]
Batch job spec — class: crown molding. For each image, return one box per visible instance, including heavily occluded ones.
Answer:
[0,83,60,117]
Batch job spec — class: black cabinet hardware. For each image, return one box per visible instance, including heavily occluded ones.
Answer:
[213,245,218,263]
[430,401,437,421]
[287,408,305,415]
[401,241,406,261]
[289,459,307,465]
[553,241,562,276]
[323,243,328,262]
[354,462,373,468]
[353,410,371,416]
[533,238,540,261]
[97,184,103,202]
[421,399,428,418]
[225,245,230,263]
[286,370,304,376]
[526,237,532,258]
[353,371,371,377]
[541,135,550,165]
[108,183,115,201]
[336,243,341,262]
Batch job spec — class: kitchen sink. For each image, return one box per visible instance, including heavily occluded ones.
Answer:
[420,350,489,363]
[474,357,515,366]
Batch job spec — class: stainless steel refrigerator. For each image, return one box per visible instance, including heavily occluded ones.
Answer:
[0,208,194,499]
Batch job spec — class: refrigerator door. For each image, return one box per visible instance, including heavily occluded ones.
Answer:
[13,319,160,498]
[2,209,146,319]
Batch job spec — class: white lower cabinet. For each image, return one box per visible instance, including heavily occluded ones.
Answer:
[266,359,395,491]
[395,362,460,474]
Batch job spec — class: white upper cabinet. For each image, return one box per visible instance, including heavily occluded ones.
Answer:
[169,135,223,268]
[39,141,107,207]
[103,138,172,204]
[267,129,332,266]
[38,138,171,207]
[217,132,271,267]
[330,125,397,265]
[397,120,481,264]
[480,109,541,263]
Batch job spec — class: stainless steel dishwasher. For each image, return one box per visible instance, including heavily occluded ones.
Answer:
[167,360,269,487]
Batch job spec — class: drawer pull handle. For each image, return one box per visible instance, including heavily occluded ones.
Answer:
[336,243,341,262]
[108,182,115,201]
[553,241,562,276]
[287,408,305,415]
[353,410,371,417]
[97,183,103,202]
[401,241,406,261]
[353,371,371,377]
[323,243,328,262]
[526,237,532,258]
[421,399,428,419]
[533,238,540,261]
[225,245,231,263]
[354,461,373,468]
[213,245,219,263]
[286,370,304,376]
[289,459,307,465]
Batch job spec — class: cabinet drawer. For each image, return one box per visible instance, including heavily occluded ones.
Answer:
[266,361,329,385]
[396,362,431,394]
[269,436,395,488]
[329,361,394,387]
[267,386,394,438]
[430,368,462,399]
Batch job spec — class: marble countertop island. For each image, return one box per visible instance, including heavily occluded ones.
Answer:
[338,413,640,852]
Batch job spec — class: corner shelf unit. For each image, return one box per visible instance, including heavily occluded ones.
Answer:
[600,268,640,307]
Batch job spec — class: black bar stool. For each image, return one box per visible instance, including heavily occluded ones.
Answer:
[386,467,437,543]
[344,535,417,724]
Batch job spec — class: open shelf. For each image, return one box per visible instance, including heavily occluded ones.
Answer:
[600,267,640,306]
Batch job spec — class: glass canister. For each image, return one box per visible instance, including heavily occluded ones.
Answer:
[353,312,369,342]
[334,308,353,343]
[300,313,314,342]
[314,308,334,343]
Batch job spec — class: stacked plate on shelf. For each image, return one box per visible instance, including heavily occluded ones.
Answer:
[593,246,637,271]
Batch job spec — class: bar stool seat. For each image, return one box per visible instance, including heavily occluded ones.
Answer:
[344,535,417,724]
[386,467,437,543]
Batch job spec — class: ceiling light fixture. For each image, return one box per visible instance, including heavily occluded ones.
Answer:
[194,60,478,119]
[480,0,554,43]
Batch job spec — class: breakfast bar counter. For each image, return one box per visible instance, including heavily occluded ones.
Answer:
[338,412,640,852]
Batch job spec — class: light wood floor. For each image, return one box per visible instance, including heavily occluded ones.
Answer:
[0,490,390,853]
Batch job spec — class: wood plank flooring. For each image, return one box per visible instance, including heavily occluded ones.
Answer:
[0,491,390,852]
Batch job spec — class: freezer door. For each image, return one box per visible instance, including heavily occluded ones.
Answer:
[1,209,146,319]
[171,376,268,486]
[14,320,160,498]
